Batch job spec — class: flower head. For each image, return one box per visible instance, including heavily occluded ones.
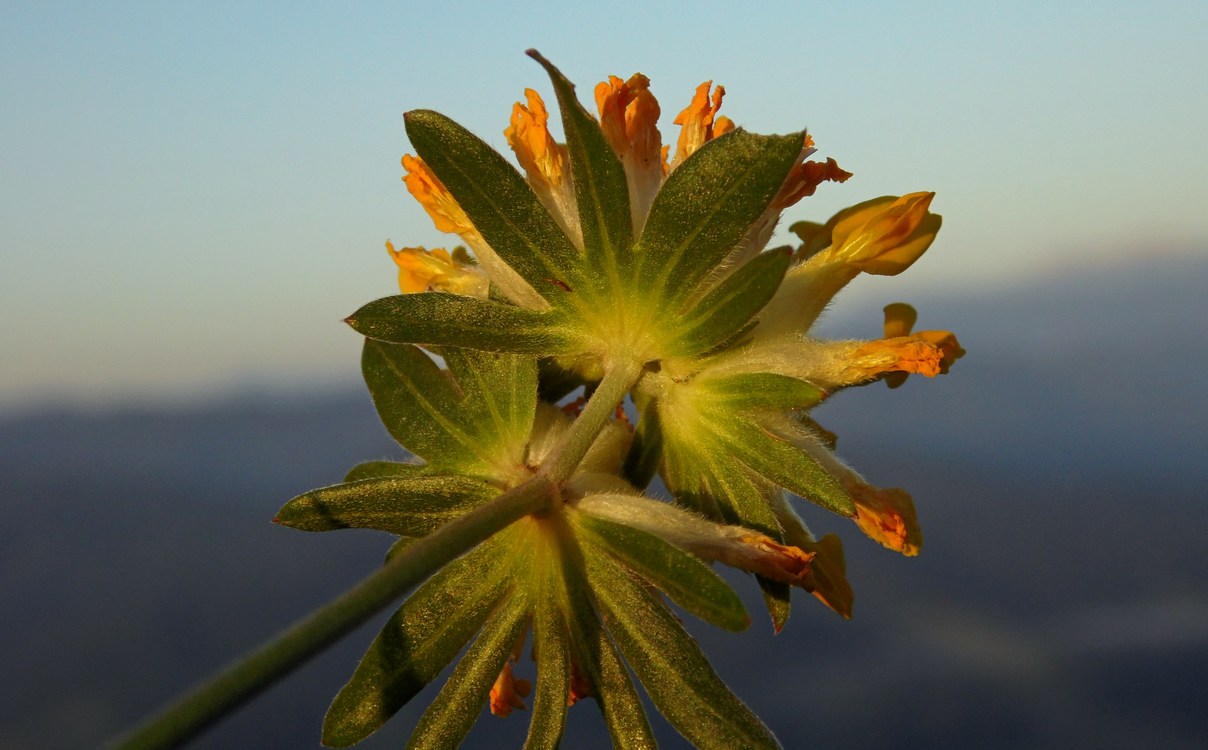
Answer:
[323,50,965,749]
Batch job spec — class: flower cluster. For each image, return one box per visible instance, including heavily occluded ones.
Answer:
[284,50,962,749]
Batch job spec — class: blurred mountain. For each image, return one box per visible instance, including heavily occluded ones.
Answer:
[2,256,1206,749]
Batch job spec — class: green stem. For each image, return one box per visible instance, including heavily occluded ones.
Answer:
[538,358,643,484]
[111,359,641,750]
[109,476,556,750]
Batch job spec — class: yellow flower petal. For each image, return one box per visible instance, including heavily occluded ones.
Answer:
[714,531,815,588]
[881,302,918,338]
[852,336,950,378]
[386,241,488,297]
[503,88,582,247]
[877,303,964,387]
[401,153,549,310]
[401,154,474,236]
[826,192,942,276]
[595,73,665,229]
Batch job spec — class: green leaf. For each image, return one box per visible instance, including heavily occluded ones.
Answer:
[361,340,478,468]
[528,50,634,297]
[573,510,749,632]
[713,413,855,518]
[696,372,825,412]
[659,432,725,519]
[442,348,537,460]
[700,457,784,539]
[274,475,498,535]
[344,460,429,482]
[621,394,662,489]
[586,551,782,750]
[347,293,574,354]
[522,562,571,750]
[321,536,511,747]
[384,535,416,564]
[554,528,656,749]
[406,592,531,750]
[404,109,585,304]
[669,247,792,357]
[757,576,792,634]
[637,129,804,308]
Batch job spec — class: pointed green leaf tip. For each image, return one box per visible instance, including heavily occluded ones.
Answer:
[527,49,635,300]
[274,475,498,535]
[346,294,573,354]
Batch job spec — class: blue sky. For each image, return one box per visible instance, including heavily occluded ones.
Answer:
[2,1,1205,409]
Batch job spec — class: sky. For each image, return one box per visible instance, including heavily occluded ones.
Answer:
[2,0,1206,410]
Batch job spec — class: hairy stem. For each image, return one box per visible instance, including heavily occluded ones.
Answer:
[538,357,644,484]
[109,476,556,750]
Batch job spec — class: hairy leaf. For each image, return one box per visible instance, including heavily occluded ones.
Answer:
[696,372,825,412]
[586,552,782,750]
[669,247,792,357]
[404,109,585,305]
[275,475,498,535]
[348,294,574,354]
[406,592,531,750]
[553,528,656,748]
[529,51,634,297]
[344,460,429,483]
[522,562,571,750]
[713,414,855,518]
[361,340,479,469]
[573,511,749,632]
[442,348,537,461]
[637,129,804,308]
[322,536,512,747]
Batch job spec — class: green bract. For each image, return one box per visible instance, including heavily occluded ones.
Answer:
[278,342,797,749]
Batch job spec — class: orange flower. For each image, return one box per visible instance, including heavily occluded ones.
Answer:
[488,662,532,717]
[401,154,474,236]
[878,303,965,387]
[774,156,853,209]
[595,73,664,226]
[505,88,569,192]
[845,480,922,557]
[671,81,734,168]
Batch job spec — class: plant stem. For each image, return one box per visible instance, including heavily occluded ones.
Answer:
[111,359,641,750]
[109,476,556,750]
[538,358,643,484]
